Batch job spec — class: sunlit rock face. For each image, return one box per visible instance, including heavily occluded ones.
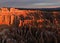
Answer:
[0,8,27,25]
[0,8,36,26]
[0,7,60,27]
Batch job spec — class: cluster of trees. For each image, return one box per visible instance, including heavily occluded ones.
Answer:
[0,24,59,43]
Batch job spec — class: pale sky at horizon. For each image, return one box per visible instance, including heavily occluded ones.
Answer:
[0,0,60,8]
[0,0,60,3]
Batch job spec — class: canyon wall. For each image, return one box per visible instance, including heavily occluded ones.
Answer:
[0,7,60,27]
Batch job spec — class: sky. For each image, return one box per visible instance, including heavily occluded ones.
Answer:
[0,0,60,8]
[0,0,59,3]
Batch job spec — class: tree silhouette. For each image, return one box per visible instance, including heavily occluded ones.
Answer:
[12,15,20,27]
